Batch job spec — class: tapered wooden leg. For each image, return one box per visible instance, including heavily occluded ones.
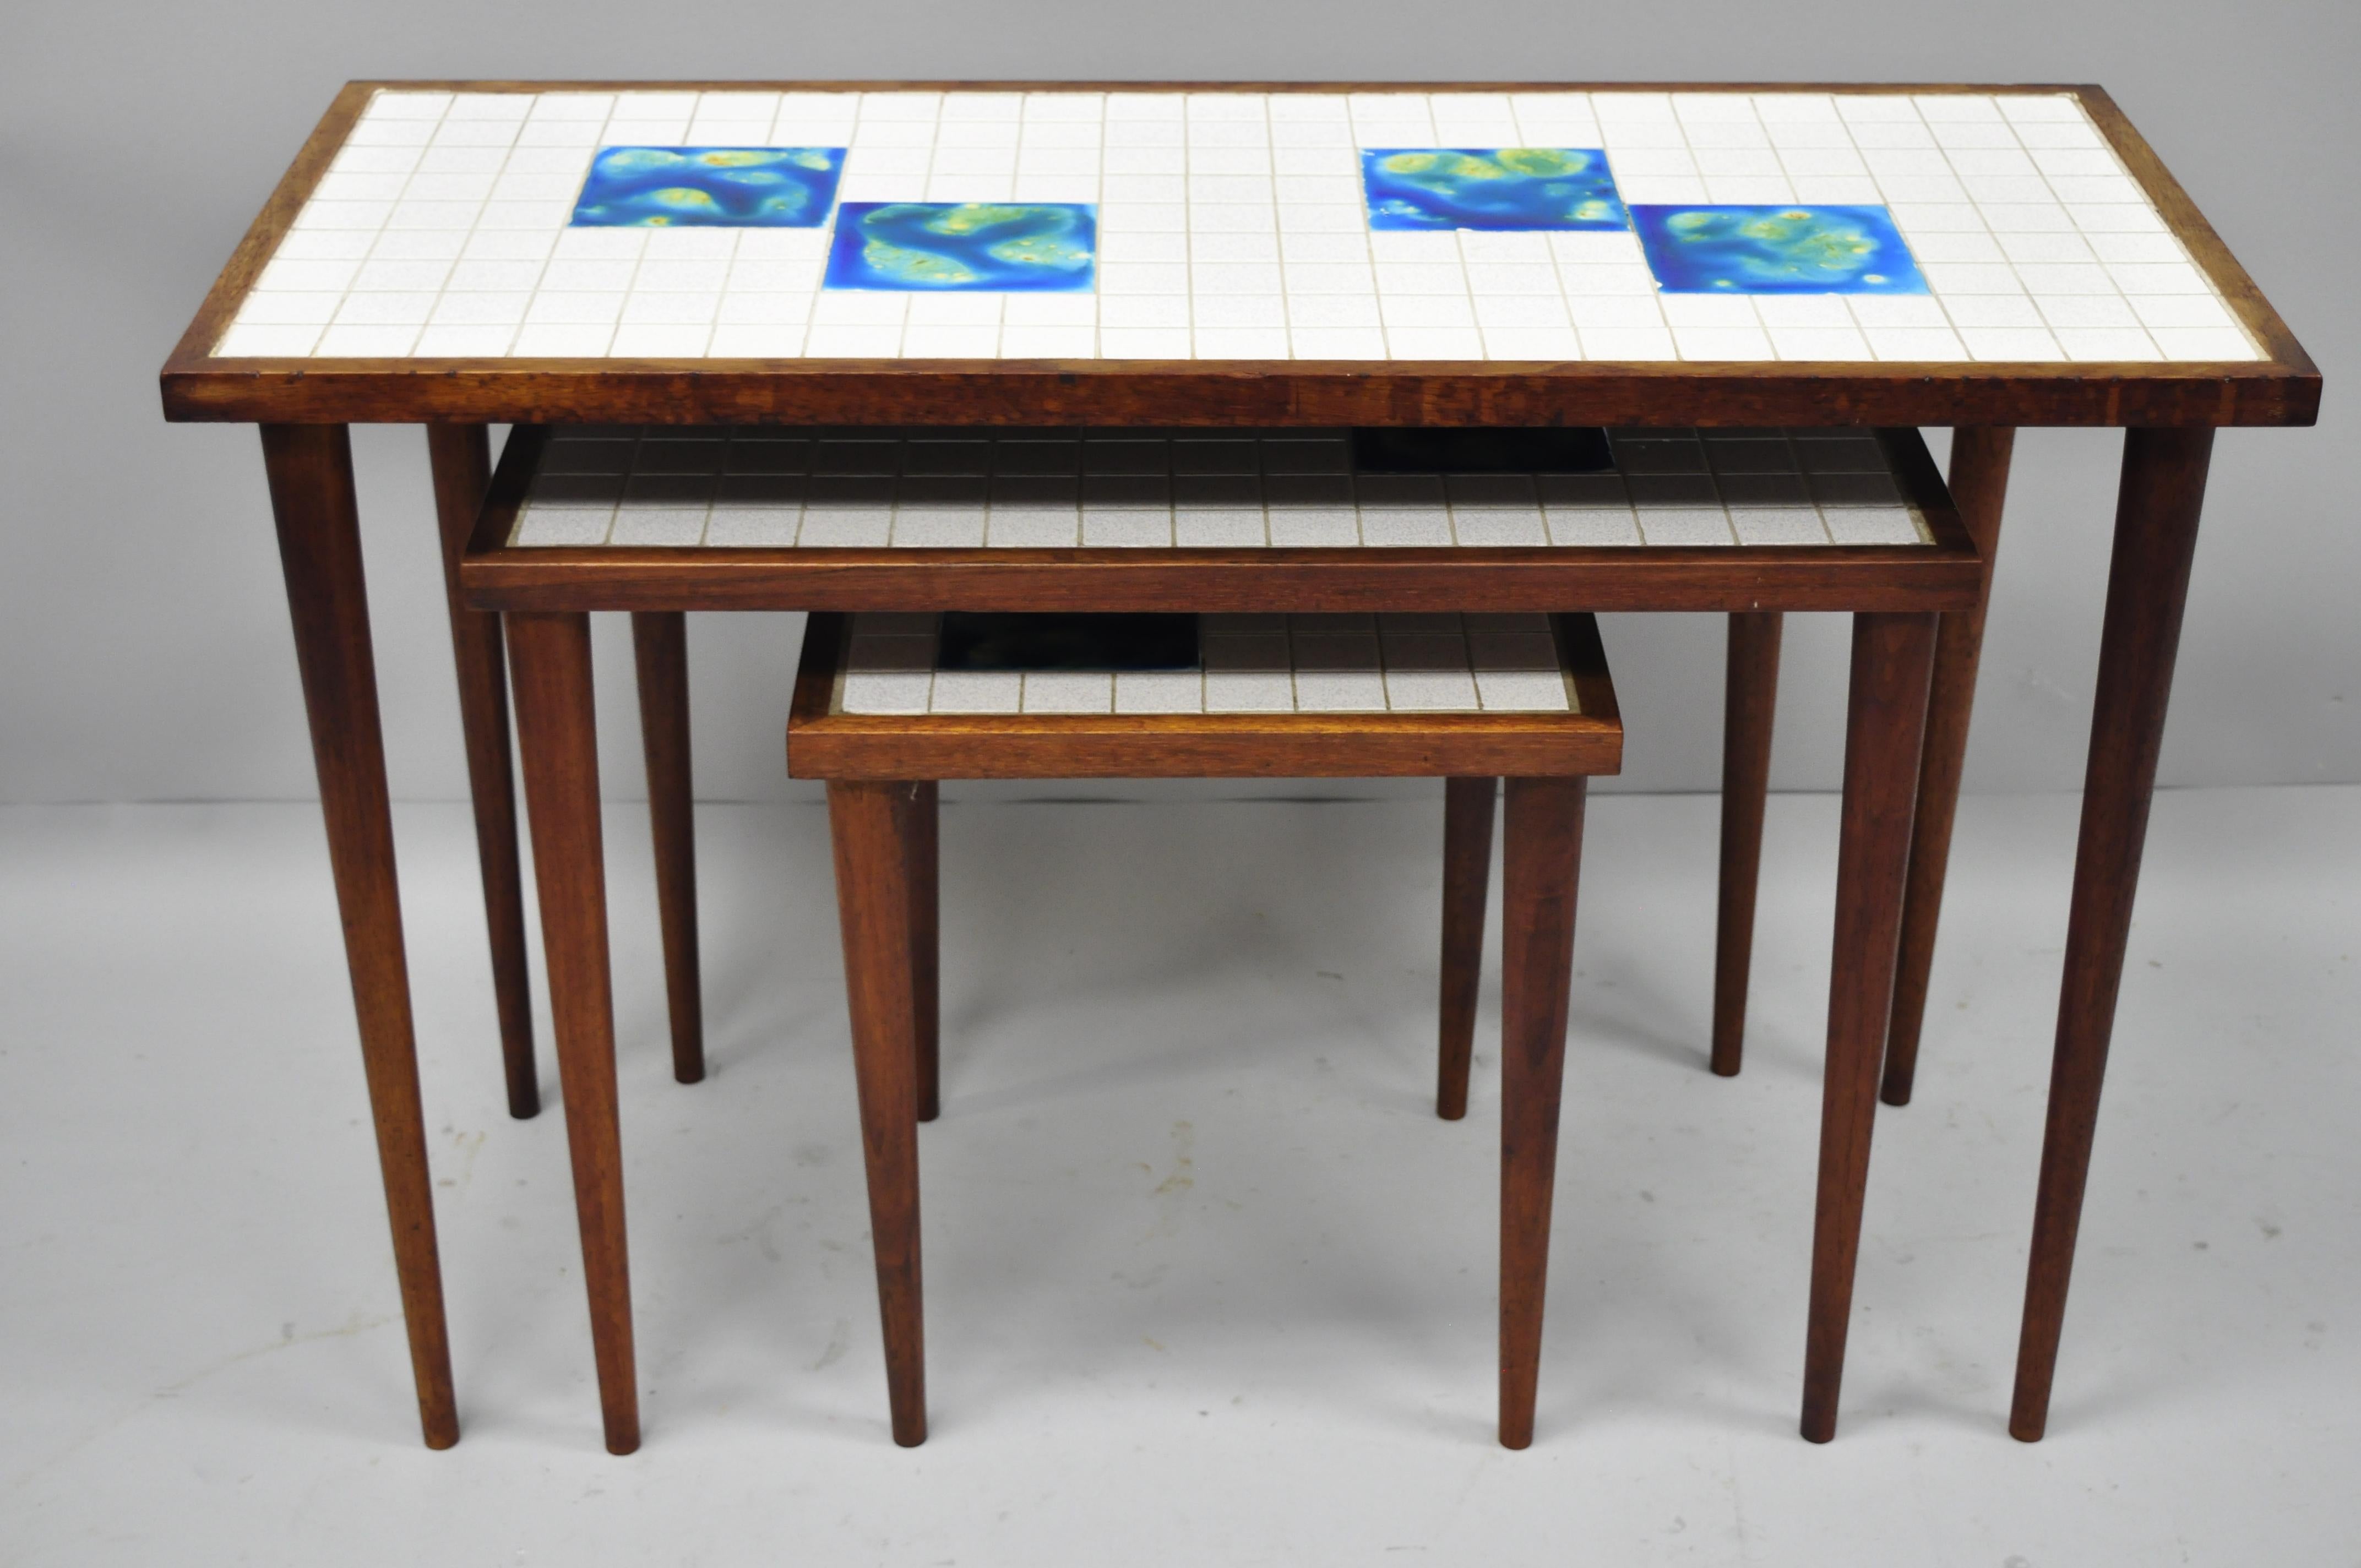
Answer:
[426,424,539,1120]
[1711,612,1783,1077]
[828,780,929,1446]
[908,781,940,1123]
[1497,775,1588,1450]
[260,424,458,1450]
[508,611,639,1456]
[2010,427,2214,1442]
[1437,777,1498,1120]
[630,611,704,1086]
[1883,427,2018,1106]
[1799,611,1939,1444]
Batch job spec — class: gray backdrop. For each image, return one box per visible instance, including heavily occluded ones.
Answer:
[3,1,2348,804]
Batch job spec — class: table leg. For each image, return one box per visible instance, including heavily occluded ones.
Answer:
[507,611,640,1455]
[828,780,929,1446]
[1711,611,1783,1077]
[1881,427,2019,1106]
[629,611,704,1086]
[259,424,459,1450]
[1437,776,1499,1121]
[1497,775,1588,1450]
[426,424,540,1120]
[908,780,941,1124]
[1799,611,1938,1442]
[2010,427,2214,1442]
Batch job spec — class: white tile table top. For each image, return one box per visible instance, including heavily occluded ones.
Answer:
[510,426,1930,551]
[214,88,2261,366]
[834,612,1578,715]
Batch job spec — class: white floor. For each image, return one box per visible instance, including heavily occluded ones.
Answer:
[2,788,2355,1566]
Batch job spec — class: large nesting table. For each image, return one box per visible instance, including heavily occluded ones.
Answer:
[160,80,2317,1452]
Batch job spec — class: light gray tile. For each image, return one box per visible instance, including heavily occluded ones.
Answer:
[1203,671,1297,712]
[1635,509,1738,546]
[841,672,933,714]
[1022,672,1114,712]
[1359,509,1454,547]
[1539,512,1634,548]
[1174,510,1268,547]
[1114,671,1204,713]
[1729,507,1833,545]
[1266,508,1361,547]
[1450,508,1548,546]
[512,506,612,546]
[607,508,709,546]
[1477,670,1573,711]
[798,508,895,547]
[1824,507,1925,545]
[890,507,988,548]
[986,508,1082,547]
[1385,669,1481,711]
[703,508,802,547]
[929,671,1025,714]
[1081,510,1174,547]
[1292,671,1388,711]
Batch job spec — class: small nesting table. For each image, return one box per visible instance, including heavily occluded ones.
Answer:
[162,79,2317,1452]
[785,608,1620,1445]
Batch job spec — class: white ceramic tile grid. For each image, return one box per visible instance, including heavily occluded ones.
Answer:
[224,88,2261,364]
[833,612,1578,715]
[508,426,1931,549]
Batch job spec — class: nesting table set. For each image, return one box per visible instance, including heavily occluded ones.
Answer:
[161,80,2316,1455]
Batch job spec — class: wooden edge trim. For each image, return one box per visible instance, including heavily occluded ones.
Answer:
[789,610,850,738]
[1875,426,1972,554]
[463,547,1984,614]
[2077,86,2319,390]
[786,727,1623,779]
[1553,613,1621,729]
[160,83,372,377]
[467,424,551,558]
[164,358,2319,429]
[336,78,2117,95]
[784,608,1622,779]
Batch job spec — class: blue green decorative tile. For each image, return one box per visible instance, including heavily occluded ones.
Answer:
[1360,149,1627,231]
[824,202,1097,292]
[1631,204,1928,294]
[570,146,846,227]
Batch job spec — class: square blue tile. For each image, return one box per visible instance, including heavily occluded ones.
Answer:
[1361,149,1627,231]
[1630,204,1928,293]
[570,146,845,227]
[824,202,1097,291]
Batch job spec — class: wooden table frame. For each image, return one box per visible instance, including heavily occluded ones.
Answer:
[165,79,2319,1454]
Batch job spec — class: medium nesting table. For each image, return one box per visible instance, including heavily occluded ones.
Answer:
[160,79,2316,1452]
[464,418,1979,1450]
